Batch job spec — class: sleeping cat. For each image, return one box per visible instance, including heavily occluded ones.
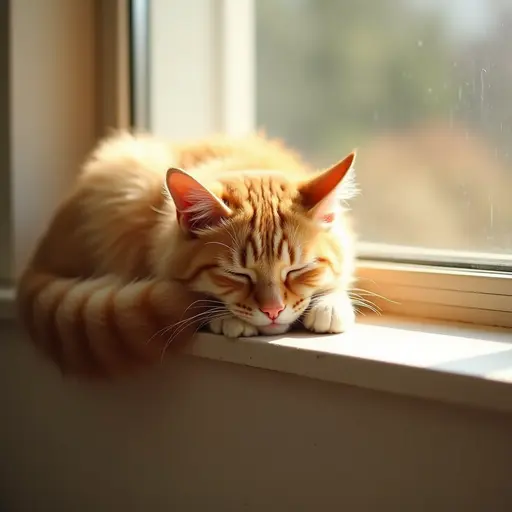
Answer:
[17,132,358,378]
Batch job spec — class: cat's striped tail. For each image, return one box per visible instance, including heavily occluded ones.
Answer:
[16,269,207,378]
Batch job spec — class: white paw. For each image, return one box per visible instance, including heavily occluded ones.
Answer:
[209,316,259,338]
[303,293,355,334]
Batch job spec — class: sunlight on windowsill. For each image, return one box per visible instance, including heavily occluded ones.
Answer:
[184,314,512,414]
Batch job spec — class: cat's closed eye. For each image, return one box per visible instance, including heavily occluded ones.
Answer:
[286,264,327,291]
[227,270,254,284]
[283,264,315,282]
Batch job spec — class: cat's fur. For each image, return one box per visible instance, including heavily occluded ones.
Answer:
[17,132,358,378]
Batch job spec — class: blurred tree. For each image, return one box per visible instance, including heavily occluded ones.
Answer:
[256,0,455,165]
[256,0,512,252]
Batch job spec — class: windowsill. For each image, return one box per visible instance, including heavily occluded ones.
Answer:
[181,315,512,414]
[2,285,511,413]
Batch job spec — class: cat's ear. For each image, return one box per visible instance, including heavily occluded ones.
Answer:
[166,168,232,233]
[298,151,356,226]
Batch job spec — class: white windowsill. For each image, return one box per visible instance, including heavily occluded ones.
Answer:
[2,285,511,413]
[182,315,512,414]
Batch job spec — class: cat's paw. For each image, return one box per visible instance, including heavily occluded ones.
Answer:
[303,293,355,334]
[209,316,259,338]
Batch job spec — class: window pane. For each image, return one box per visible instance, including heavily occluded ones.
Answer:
[256,0,512,255]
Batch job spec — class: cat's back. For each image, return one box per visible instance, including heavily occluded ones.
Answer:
[80,132,173,199]
[78,131,308,201]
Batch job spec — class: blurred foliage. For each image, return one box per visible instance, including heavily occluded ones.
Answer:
[257,0,455,163]
[256,0,512,252]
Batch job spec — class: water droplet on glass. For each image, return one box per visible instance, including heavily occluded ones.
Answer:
[417,40,423,47]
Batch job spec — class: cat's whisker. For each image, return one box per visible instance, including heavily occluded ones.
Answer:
[146,323,178,346]
[147,307,227,346]
[167,315,223,345]
[350,291,378,302]
[171,307,228,330]
[196,313,231,332]
[161,312,231,356]
[351,299,381,316]
[349,287,399,305]
[182,298,224,315]
[188,304,225,311]
[205,241,232,251]
[152,311,217,340]
[353,306,367,317]
[295,317,305,327]
[187,299,224,306]
[355,276,378,285]
[349,294,382,313]
[172,308,226,334]
[171,307,227,327]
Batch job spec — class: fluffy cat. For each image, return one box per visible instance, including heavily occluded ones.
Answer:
[17,132,358,378]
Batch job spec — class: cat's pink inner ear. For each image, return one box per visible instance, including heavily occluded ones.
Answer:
[166,167,231,232]
[308,191,339,225]
[298,151,356,225]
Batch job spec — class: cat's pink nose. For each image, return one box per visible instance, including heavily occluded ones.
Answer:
[259,304,284,320]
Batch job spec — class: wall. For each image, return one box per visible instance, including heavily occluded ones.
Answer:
[9,0,96,277]
[1,322,511,512]
[0,0,11,281]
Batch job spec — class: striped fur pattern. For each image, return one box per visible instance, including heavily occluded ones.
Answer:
[17,132,358,378]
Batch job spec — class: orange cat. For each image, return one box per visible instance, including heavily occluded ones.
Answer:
[17,132,358,378]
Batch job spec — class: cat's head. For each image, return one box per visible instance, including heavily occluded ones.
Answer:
[165,152,357,335]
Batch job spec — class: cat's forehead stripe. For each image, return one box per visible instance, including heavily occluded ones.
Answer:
[246,205,288,264]
[224,173,298,266]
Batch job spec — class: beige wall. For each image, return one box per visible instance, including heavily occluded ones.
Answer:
[9,0,97,278]
[1,322,511,512]
[0,1,11,281]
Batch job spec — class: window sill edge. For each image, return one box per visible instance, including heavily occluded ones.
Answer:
[181,316,512,414]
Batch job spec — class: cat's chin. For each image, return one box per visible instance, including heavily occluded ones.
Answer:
[257,323,292,336]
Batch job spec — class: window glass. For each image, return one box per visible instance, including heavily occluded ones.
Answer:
[256,0,512,254]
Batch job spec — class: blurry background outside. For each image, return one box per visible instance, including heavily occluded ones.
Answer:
[256,0,512,254]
